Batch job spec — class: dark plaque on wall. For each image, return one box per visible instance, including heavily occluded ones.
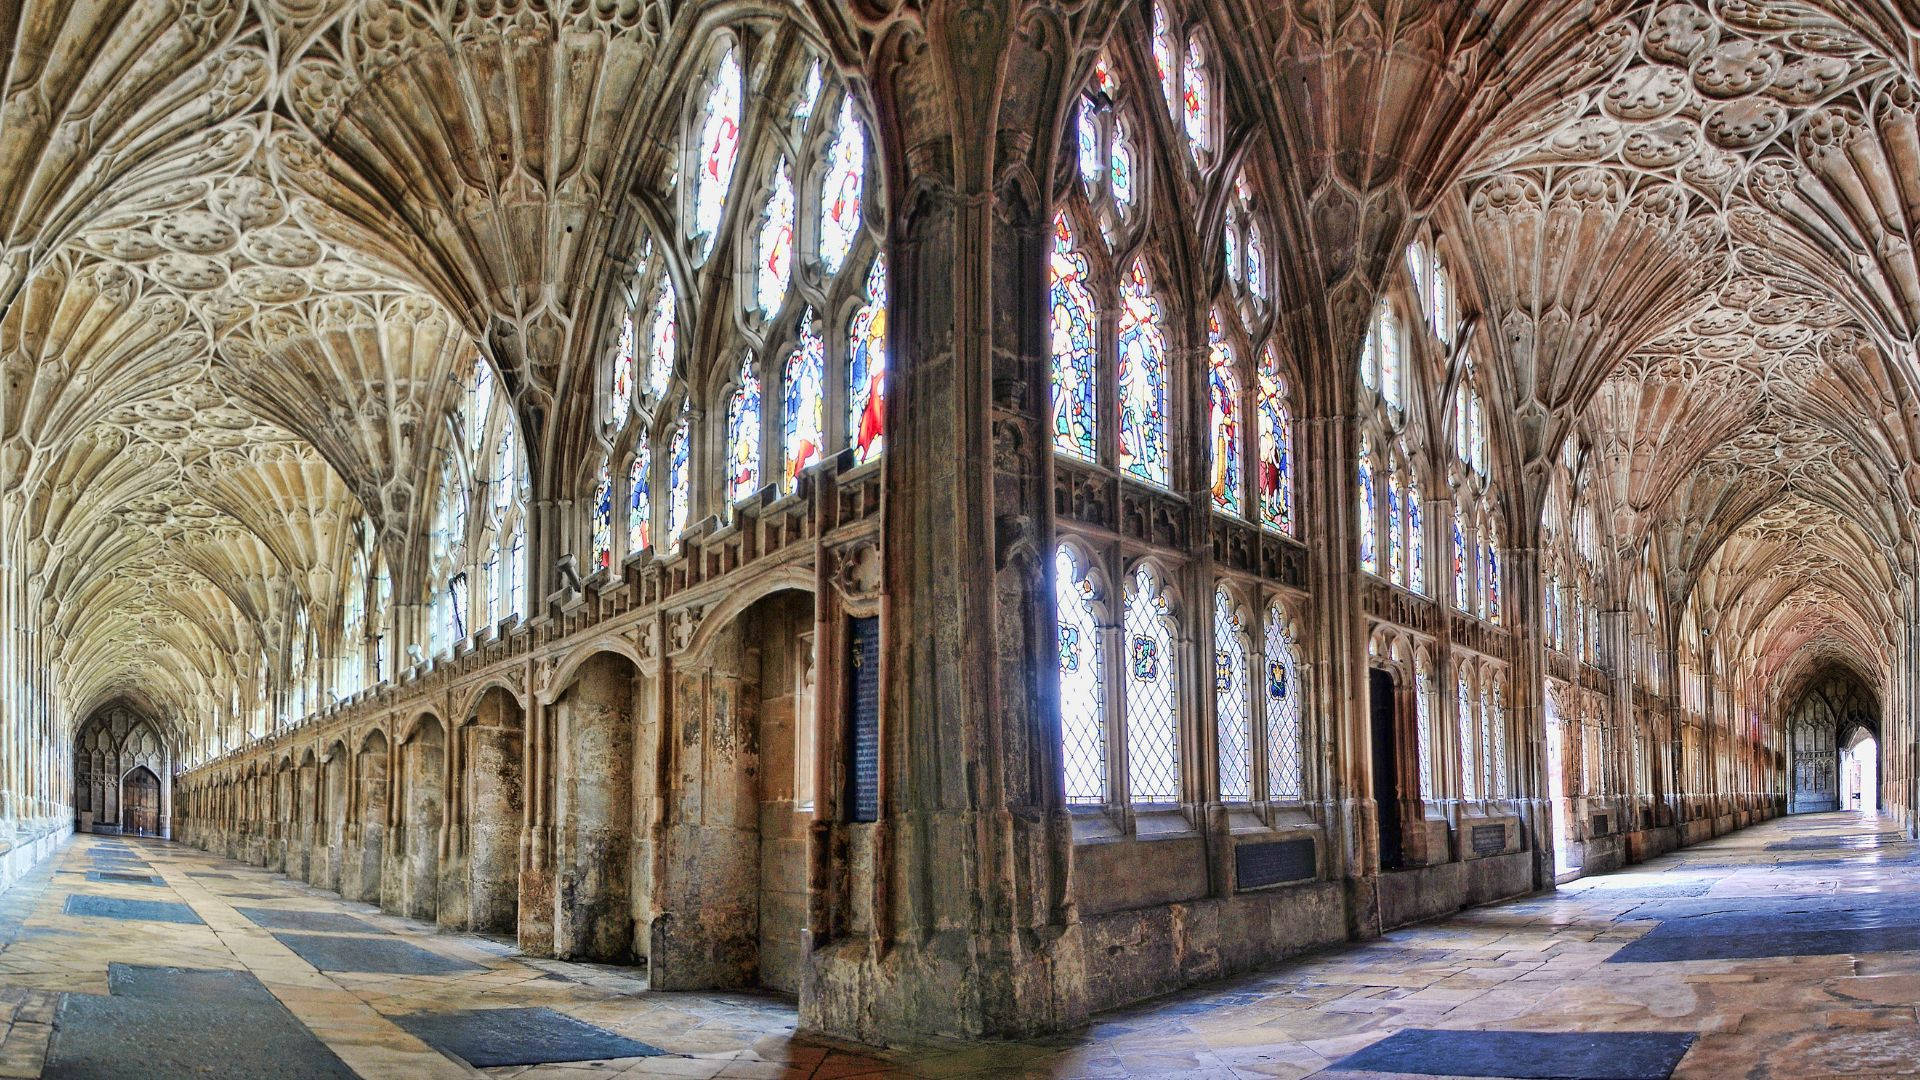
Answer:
[1235,837,1316,889]
[1470,823,1506,856]
[1591,813,1610,837]
[846,616,881,823]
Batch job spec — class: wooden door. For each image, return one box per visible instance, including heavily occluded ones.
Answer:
[122,768,160,835]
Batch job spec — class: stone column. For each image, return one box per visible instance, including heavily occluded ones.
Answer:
[467,692,524,935]
[552,651,634,961]
[1502,540,1555,890]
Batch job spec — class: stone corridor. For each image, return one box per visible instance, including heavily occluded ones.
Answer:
[0,815,1903,1076]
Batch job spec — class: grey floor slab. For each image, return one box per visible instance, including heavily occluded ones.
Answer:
[1330,1029,1697,1079]
[63,895,202,925]
[270,932,483,974]
[233,907,381,934]
[392,1006,666,1067]
[83,871,162,887]
[45,964,356,1080]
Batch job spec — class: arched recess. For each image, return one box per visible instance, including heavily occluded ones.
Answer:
[293,748,319,884]
[72,701,172,837]
[346,730,390,904]
[652,587,817,994]
[386,714,446,920]
[320,741,349,893]
[120,766,161,836]
[271,756,295,874]
[553,650,642,963]
[1785,666,1880,815]
[462,685,526,936]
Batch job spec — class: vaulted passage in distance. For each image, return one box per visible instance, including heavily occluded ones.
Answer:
[4,0,1920,1053]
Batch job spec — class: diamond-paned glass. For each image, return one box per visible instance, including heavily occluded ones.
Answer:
[1265,603,1303,801]
[1214,587,1251,801]
[1056,547,1106,805]
[1125,567,1180,804]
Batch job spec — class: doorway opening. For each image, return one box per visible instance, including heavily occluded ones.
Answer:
[1368,668,1404,872]
[1544,691,1575,878]
[1841,729,1878,813]
[121,766,161,836]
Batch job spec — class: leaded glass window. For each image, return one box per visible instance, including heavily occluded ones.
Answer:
[1117,259,1170,486]
[1050,215,1098,461]
[1208,314,1242,516]
[726,356,762,503]
[1415,653,1434,801]
[783,315,826,490]
[667,414,691,547]
[1056,546,1106,805]
[1182,35,1210,161]
[591,460,612,573]
[693,46,742,257]
[1257,347,1294,535]
[756,160,796,316]
[1214,586,1251,801]
[849,255,887,463]
[818,97,865,275]
[1125,565,1179,804]
[628,439,651,554]
[1359,433,1378,574]
[1458,669,1477,800]
[1265,602,1303,800]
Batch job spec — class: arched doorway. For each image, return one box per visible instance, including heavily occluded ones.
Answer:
[121,767,160,836]
[1785,666,1879,814]
[1841,728,1878,813]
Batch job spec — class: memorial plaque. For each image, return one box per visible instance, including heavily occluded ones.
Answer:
[1235,838,1316,889]
[1471,823,1507,856]
[846,616,880,823]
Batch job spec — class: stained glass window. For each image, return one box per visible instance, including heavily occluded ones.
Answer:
[1110,116,1136,216]
[727,357,762,503]
[1486,543,1502,624]
[1387,456,1405,586]
[1125,565,1179,804]
[1077,97,1103,192]
[1182,35,1209,161]
[1257,346,1293,535]
[1458,671,1477,800]
[1265,603,1303,800]
[793,59,823,123]
[1431,254,1452,344]
[1152,4,1176,117]
[466,358,492,456]
[591,460,612,573]
[1453,509,1469,610]
[1117,258,1169,486]
[1479,682,1495,798]
[1409,478,1426,595]
[493,427,514,518]
[1214,587,1251,801]
[628,438,651,554]
[757,160,796,316]
[509,524,525,618]
[1050,215,1098,461]
[1057,546,1107,806]
[644,277,677,400]
[819,96,865,275]
[693,47,742,257]
[784,315,827,490]
[1469,388,1487,477]
[1415,655,1434,801]
[1358,433,1378,574]
[667,417,691,546]
[483,542,501,625]
[610,311,634,427]
[1208,315,1242,516]
[849,255,888,463]
[1377,301,1402,412]
[1492,682,1508,798]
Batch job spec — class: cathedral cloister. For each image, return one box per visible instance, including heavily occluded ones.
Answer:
[0,0,1918,1076]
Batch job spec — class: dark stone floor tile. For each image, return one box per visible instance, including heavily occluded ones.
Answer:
[270,933,483,975]
[392,1006,666,1067]
[45,964,356,1080]
[84,871,162,887]
[1330,1028,1696,1079]
[233,907,380,934]
[63,895,202,925]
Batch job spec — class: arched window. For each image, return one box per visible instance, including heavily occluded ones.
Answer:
[1387,454,1405,585]
[667,413,692,547]
[1117,258,1170,487]
[1359,282,1426,594]
[1208,313,1242,516]
[691,45,742,257]
[628,438,651,554]
[1214,586,1251,801]
[372,556,391,684]
[339,549,366,697]
[755,160,796,317]
[1181,34,1211,162]
[818,96,866,275]
[1056,546,1107,805]
[1415,651,1434,801]
[783,315,827,490]
[1358,432,1378,574]
[1451,371,1498,621]
[1457,667,1476,800]
[1050,215,1099,461]
[1124,565,1180,803]
[849,255,887,463]
[591,459,613,572]
[726,356,762,503]
[1256,346,1295,535]
[1264,601,1304,801]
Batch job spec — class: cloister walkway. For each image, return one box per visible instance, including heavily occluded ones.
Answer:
[0,816,1908,1077]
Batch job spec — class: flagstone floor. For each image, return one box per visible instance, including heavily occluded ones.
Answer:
[0,814,1913,1077]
